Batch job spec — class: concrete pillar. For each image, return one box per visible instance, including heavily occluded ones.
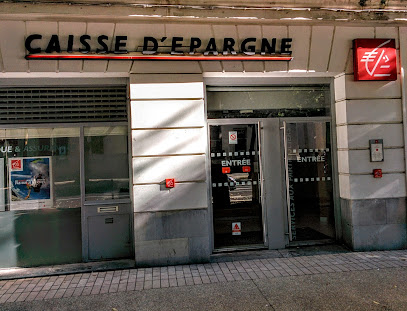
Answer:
[129,74,210,266]
[335,68,407,250]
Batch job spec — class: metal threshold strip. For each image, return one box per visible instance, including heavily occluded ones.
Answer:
[213,244,267,254]
[289,239,336,248]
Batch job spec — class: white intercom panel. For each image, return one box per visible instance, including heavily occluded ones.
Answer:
[369,139,384,162]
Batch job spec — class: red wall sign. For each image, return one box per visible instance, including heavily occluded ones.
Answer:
[353,39,397,81]
[165,178,175,188]
[373,169,382,178]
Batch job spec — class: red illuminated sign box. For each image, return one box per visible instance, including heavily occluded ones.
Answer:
[353,39,397,81]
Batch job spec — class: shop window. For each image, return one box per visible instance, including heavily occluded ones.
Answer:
[0,85,129,267]
[207,85,330,119]
[0,125,130,267]
[0,127,81,211]
[84,126,130,201]
[0,127,82,267]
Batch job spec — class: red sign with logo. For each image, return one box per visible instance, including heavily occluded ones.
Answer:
[165,178,175,188]
[353,39,397,81]
[10,159,22,171]
[373,169,382,178]
[242,166,251,173]
[222,167,231,174]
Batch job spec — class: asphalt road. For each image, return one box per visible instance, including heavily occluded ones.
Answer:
[1,267,406,311]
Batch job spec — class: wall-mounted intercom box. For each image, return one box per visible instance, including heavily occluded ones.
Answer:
[369,139,384,162]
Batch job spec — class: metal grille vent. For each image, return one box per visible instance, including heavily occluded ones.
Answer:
[0,86,128,124]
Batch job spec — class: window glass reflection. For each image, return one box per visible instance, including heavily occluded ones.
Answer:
[207,86,330,119]
[285,122,335,241]
[84,126,129,201]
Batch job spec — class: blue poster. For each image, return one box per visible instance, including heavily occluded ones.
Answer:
[9,157,52,210]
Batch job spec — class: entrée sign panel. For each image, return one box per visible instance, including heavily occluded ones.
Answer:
[25,35,293,61]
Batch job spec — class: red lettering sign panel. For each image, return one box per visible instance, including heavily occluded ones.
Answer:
[353,39,397,81]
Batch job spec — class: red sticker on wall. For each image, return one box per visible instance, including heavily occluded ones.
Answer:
[165,178,175,188]
[242,166,251,173]
[373,169,382,178]
[222,167,231,174]
[353,39,397,81]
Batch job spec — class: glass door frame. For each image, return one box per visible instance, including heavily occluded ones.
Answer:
[207,118,282,251]
[207,116,340,251]
[280,116,341,244]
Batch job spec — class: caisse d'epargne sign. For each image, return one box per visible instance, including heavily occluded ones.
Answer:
[353,39,397,81]
[25,35,294,61]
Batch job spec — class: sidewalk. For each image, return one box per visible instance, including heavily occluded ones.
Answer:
[1,248,407,305]
[0,244,348,281]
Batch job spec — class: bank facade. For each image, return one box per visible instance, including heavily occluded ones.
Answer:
[0,1,406,268]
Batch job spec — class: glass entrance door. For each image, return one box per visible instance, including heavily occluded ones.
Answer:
[210,124,263,249]
[284,121,335,242]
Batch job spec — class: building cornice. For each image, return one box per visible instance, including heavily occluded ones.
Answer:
[2,0,406,10]
[1,1,407,25]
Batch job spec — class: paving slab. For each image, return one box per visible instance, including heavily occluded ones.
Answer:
[253,267,407,311]
[0,260,135,281]
[0,280,270,311]
[1,248,407,309]
[1,268,407,311]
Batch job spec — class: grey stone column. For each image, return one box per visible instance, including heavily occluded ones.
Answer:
[130,74,210,266]
[335,67,407,250]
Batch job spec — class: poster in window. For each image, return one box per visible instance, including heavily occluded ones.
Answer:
[9,157,53,210]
